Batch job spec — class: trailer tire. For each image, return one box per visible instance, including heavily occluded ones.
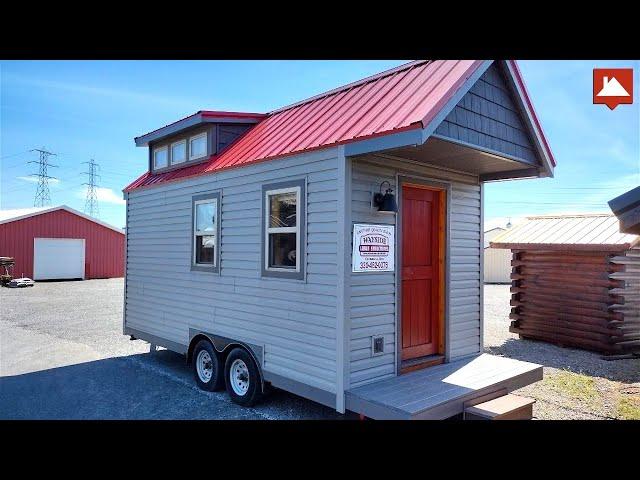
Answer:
[192,339,225,391]
[224,347,263,407]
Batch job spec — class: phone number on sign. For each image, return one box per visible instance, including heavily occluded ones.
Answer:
[359,261,389,270]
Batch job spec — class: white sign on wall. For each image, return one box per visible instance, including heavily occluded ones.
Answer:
[352,224,395,273]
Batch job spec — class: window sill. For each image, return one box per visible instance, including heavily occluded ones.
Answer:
[261,270,304,281]
[191,264,219,273]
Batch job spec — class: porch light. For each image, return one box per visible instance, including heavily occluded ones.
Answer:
[373,181,398,213]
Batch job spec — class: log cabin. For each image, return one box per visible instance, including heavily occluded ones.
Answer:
[491,214,640,355]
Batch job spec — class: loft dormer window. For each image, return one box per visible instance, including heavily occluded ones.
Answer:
[154,146,168,169]
[171,140,186,165]
[189,133,208,161]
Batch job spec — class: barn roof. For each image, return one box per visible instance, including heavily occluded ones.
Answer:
[125,60,556,192]
[490,213,639,251]
[0,206,50,222]
[0,205,124,234]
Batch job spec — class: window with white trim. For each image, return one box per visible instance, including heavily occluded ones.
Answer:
[262,180,305,279]
[193,196,218,268]
[171,140,186,165]
[153,146,168,169]
[189,132,208,161]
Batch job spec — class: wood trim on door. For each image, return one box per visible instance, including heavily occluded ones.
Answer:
[399,182,447,368]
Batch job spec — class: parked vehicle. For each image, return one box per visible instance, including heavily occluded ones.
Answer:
[7,277,35,288]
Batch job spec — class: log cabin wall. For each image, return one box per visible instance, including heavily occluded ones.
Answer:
[508,248,640,354]
[610,247,640,353]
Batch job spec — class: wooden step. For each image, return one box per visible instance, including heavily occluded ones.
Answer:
[464,394,535,420]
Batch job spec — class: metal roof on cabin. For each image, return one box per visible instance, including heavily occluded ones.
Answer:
[490,213,639,249]
[125,60,488,192]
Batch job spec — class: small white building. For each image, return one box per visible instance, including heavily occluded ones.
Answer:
[484,226,512,283]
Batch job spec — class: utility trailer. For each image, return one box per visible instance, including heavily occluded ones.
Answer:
[123,60,553,418]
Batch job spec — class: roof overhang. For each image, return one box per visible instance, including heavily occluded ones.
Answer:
[0,205,124,234]
[343,60,556,182]
[608,186,640,235]
[134,110,266,147]
[344,60,492,158]
[502,60,556,178]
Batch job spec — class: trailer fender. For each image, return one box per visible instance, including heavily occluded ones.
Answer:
[187,329,266,394]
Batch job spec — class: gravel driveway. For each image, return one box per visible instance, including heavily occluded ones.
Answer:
[0,278,344,420]
[484,284,640,420]
[2,279,637,419]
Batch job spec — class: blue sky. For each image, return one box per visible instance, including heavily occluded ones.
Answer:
[1,60,639,230]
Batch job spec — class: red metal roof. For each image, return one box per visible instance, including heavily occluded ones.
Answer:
[126,60,551,192]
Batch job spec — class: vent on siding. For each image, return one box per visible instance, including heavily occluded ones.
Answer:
[372,336,385,355]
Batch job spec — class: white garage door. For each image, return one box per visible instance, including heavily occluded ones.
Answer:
[33,238,85,280]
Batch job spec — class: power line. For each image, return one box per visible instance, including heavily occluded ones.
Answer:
[28,148,58,207]
[82,159,101,218]
[0,150,30,161]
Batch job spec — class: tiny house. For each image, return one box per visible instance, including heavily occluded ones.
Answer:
[491,214,640,355]
[123,60,554,419]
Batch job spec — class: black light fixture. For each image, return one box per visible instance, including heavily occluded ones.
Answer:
[373,180,398,213]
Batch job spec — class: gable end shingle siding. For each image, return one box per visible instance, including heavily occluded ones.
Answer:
[434,63,538,165]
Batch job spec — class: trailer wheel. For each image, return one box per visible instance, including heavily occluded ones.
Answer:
[224,347,263,407]
[192,340,224,391]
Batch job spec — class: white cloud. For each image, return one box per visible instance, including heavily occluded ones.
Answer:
[17,176,60,184]
[76,186,125,205]
[3,72,201,110]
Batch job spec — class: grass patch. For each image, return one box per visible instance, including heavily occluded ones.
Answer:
[617,394,640,420]
[543,370,598,404]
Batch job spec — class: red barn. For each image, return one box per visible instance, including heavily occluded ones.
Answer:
[0,205,124,280]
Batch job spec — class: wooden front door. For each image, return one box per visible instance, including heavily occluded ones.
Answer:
[401,184,441,360]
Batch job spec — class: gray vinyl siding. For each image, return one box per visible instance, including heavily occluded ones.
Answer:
[124,148,340,393]
[434,63,538,165]
[348,156,481,388]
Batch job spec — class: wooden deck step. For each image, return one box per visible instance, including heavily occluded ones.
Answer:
[464,394,535,420]
[346,354,543,420]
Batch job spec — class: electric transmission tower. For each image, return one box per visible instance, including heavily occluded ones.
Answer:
[82,159,101,218]
[28,148,58,207]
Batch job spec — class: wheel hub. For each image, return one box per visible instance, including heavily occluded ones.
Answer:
[196,350,213,383]
[230,359,250,396]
